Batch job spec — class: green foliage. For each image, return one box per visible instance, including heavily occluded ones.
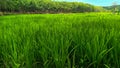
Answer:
[0,0,105,13]
[103,5,120,14]
[0,13,120,68]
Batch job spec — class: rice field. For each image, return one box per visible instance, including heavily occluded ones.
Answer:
[0,13,120,68]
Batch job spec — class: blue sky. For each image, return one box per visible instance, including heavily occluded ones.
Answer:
[64,0,120,6]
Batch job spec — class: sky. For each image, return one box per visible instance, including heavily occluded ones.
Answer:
[65,0,120,6]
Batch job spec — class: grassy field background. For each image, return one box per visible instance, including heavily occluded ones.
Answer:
[0,13,120,68]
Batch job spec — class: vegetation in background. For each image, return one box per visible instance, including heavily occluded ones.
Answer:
[0,13,120,68]
[103,2,120,14]
[0,0,106,13]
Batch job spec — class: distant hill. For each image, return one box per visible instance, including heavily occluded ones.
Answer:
[0,0,106,13]
[103,5,120,11]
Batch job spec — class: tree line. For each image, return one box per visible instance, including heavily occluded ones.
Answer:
[0,0,106,13]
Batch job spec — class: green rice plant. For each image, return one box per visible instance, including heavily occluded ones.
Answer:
[0,13,120,68]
